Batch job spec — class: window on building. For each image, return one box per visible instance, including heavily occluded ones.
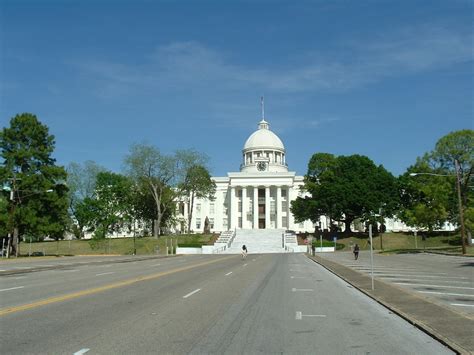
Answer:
[281,189,287,198]
[196,218,201,229]
[238,217,242,228]
[238,201,242,212]
[223,206,228,215]
[196,203,201,213]
[282,201,287,212]
[270,201,276,213]
[282,216,287,227]
[237,189,242,198]
[223,218,228,229]
[210,203,215,214]
[179,202,185,215]
[209,218,214,229]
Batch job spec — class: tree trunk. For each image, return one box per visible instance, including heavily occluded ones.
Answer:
[187,192,195,234]
[344,220,352,234]
[12,227,19,257]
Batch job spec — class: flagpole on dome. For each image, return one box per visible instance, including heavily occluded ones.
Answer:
[261,96,265,120]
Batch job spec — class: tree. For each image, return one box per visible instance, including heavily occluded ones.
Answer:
[83,171,133,240]
[398,158,452,231]
[291,153,399,234]
[0,113,69,256]
[181,164,216,233]
[124,144,209,237]
[399,130,473,242]
[66,161,105,238]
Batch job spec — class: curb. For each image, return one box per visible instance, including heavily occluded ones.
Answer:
[307,254,471,355]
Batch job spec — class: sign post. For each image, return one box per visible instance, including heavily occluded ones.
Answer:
[369,224,374,291]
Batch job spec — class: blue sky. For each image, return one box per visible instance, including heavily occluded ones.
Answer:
[1,0,472,177]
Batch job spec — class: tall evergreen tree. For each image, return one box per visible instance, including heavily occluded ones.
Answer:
[0,113,68,256]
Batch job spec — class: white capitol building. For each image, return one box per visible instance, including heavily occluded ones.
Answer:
[176,111,452,239]
[177,115,316,235]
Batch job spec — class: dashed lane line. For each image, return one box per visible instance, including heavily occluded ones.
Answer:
[292,288,313,292]
[225,272,233,276]
[73,348,90,355]
[0,256,231,316]
[451,303,474,308]
[295,311,326,320]
[183,288,201,299]
[95,272,115,276]
[0,286,24,292]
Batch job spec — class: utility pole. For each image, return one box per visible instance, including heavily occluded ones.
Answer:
[455,159,467,255]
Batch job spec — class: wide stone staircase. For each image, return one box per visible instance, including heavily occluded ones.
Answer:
[224,229,287,254]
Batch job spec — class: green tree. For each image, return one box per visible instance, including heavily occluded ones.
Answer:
[291,153,399,234]
[124,144,209,237]
[66,161,105,238]
[398,158,453,231]
[0,113,69,256]
[181,164,216,233]
[84,171,133,241]
[400,130,473,243]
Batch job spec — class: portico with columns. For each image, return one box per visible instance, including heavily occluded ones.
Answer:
[176,108,316,234]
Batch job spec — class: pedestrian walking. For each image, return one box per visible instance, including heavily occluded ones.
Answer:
[241,245,248,259]
[353,243,360,260]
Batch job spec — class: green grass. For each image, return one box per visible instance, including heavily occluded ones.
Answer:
[324,232,474,256]
[14,233,218,257]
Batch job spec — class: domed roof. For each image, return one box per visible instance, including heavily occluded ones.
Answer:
[243,119,285,151]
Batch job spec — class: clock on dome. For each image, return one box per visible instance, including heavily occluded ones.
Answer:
[257,162,267,171]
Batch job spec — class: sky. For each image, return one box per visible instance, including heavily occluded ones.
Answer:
[1,0,473,177]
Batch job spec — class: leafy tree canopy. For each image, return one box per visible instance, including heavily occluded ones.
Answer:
[292,153,398,233]
[0,113,68,253]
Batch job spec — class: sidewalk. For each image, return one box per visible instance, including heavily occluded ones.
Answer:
[308,254,474,354]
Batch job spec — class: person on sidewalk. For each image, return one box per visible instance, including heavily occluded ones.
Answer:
[353,244,360,260]
[241,245,248,259]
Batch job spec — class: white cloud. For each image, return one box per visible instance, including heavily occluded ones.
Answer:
[75,24,473,98]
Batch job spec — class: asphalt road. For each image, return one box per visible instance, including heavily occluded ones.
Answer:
[317,251,474,317]
[0,254,453,354]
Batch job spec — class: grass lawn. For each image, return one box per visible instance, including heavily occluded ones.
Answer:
[15,233,218,257]
[328,232,474,256]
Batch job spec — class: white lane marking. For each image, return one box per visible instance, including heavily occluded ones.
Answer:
[0,269,6,272]
[150,263,161,267]
[73,348,90,355]
[183,288,201,299]
[41,264,54,267]
[252,259,256,261]
[243,264,248,267]
[14,276,27,280]
[95,272,115,276]
[296,311,326,320]
[375,274,468,280]
[451,303,474,308]
[102,264,112,268]
[395,282,474,290]
[225,272,233,276]
[381,277,471,284]
[290,276,306,279]
[419,291,474,298]
[292,288,313,292]
[0,286,24,292]
[13,266,30,269]
[63,269,79,272]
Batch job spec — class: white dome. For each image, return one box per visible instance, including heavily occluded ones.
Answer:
[243,119,285,151]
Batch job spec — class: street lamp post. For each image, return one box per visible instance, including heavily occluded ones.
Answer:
[409,159,467,255]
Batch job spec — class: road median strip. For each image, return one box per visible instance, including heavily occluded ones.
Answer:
[0,256,231,317]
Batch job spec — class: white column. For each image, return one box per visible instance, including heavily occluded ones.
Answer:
[230,186,237,229]
[253,186,258,229]
[286,187,292,229]
[242,186,248,229]
[265,186,271,229]
[276,186,282,229]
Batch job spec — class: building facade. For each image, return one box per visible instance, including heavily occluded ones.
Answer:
[177,117,317,234]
